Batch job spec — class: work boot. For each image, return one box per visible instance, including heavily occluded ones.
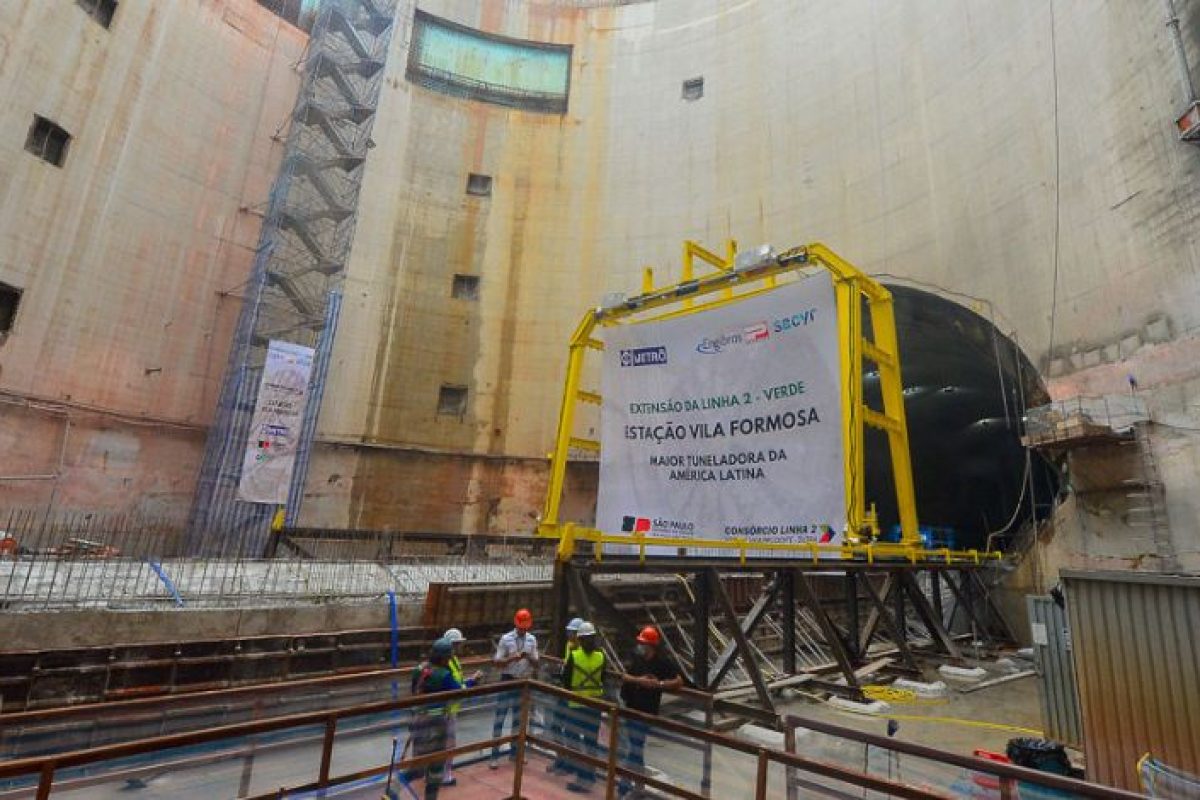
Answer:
[566,779,594,794]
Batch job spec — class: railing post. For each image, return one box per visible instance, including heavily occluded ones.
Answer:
[783,723,798,800]
[999,776,1018,800]
[604,706,622,799]
[35,762,54,800]
[701,695,714,797]
[754,749,769,800]
[317,714,336,785]
[511,684,532,800]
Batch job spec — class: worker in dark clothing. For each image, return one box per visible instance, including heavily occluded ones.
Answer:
[561,621,606,793]
[410,638,463,800]
[617,626,682,798]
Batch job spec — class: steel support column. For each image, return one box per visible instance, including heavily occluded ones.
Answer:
[708,568,774,710]
[795,573,858,687]
[780,571,797,676]
[898,571,961,660]
[692,571,710,690]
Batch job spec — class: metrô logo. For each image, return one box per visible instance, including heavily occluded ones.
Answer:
[619,346,668,367]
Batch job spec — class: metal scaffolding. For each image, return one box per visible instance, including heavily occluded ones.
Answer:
[187,0,399,555]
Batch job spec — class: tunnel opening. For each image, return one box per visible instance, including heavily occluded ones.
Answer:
[864,284,1060,552]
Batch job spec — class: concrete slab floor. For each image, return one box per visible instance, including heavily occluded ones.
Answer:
[780,672,1045,760]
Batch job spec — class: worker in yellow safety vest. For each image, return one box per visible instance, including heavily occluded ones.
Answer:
[441,628,481,786]
[560,621,606,793]
[547,617,584,775]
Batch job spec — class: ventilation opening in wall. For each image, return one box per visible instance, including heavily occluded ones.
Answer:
[682,77,704,101]
[25,116,71,167]
[0,283,21,337]
[466,173,493,197]
[451,274,480,300]
[77,0,118,28]
[438,385,468,416]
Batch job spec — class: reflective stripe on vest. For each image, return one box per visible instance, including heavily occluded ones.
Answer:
[447,656,464,715]
[569,648,605,700]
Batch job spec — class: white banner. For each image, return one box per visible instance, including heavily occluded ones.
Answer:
[596,274,845,556]
[237,340,316,505]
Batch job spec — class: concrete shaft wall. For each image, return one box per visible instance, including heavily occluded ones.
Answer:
[2,0,1199,568]
[0,1,303,519]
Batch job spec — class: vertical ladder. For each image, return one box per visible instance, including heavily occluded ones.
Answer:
[1126,423,1180,572]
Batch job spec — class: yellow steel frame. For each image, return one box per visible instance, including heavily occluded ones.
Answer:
[538,241,999,566]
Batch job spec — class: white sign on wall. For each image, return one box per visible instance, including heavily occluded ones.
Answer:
[237,340,316,505]
[595,273,845,557]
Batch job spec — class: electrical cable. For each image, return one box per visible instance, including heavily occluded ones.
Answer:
[1046,0,1063,363]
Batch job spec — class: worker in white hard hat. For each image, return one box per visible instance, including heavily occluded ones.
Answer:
[441,628,481,786]
[546,617,585,775]
[561,621,607,793]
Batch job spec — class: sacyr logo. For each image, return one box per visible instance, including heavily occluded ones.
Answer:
[621,516,652,533]
[619,346,668,367]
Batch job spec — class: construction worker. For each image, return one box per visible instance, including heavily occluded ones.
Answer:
[617,626,681,798]
[547,617,585,774]
[441,628,481,786]
[491,608,539,767]
[561,621,606,793]
[410,638,463,800]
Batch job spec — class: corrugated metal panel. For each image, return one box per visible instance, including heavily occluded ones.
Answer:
[1063,570,1200,791]
[1028,595,1082,747]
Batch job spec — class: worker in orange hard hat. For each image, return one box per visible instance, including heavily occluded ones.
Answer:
[490,608,539,768]
[617,626,682,798]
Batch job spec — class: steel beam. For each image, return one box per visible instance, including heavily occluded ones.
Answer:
[692,571,710,690]
[708,569,775,710]
[708,576,779,687]
[780,571,797,675]
[794,573,858,688]
[856,574,893,655]
[898,571,961,660]
[856,573,919,672]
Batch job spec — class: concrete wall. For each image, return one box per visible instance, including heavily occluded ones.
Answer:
[0,1,304,521]
[3,0,1200,567]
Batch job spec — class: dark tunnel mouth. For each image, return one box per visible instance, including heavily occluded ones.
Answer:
[863,284,1060,551]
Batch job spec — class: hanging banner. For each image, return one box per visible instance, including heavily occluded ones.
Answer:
[596,273,845,557]
[237,340,315,504]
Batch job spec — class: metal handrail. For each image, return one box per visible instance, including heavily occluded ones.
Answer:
[0,678,1148,800]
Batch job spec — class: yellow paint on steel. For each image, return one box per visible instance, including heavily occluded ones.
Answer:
[539,241,954,556]
[576,390,602,405]
[568,437,601,452]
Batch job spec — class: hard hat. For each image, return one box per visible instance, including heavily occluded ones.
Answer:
[431,638,453,658]
[566,617,584,632]
[514,608,533,630]
[636,626,661,646]
[443,627,465,643]
[577,621,597,637]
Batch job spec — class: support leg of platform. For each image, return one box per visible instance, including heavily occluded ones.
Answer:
[844,572,861,662]
[709,568,775,711]
[857,574,891,655]
[552,560,571,656]
[693,570,710,690]
[898,571,962,660]
[709,576,778,687]
[780,570,797,676]
[795,573,858,688]
[857,572,920,672]
[968,569,1018,644]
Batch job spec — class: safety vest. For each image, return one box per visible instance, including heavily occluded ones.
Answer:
[564,640,576,660]
[568,648,606,707]
[447,656,464,715]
